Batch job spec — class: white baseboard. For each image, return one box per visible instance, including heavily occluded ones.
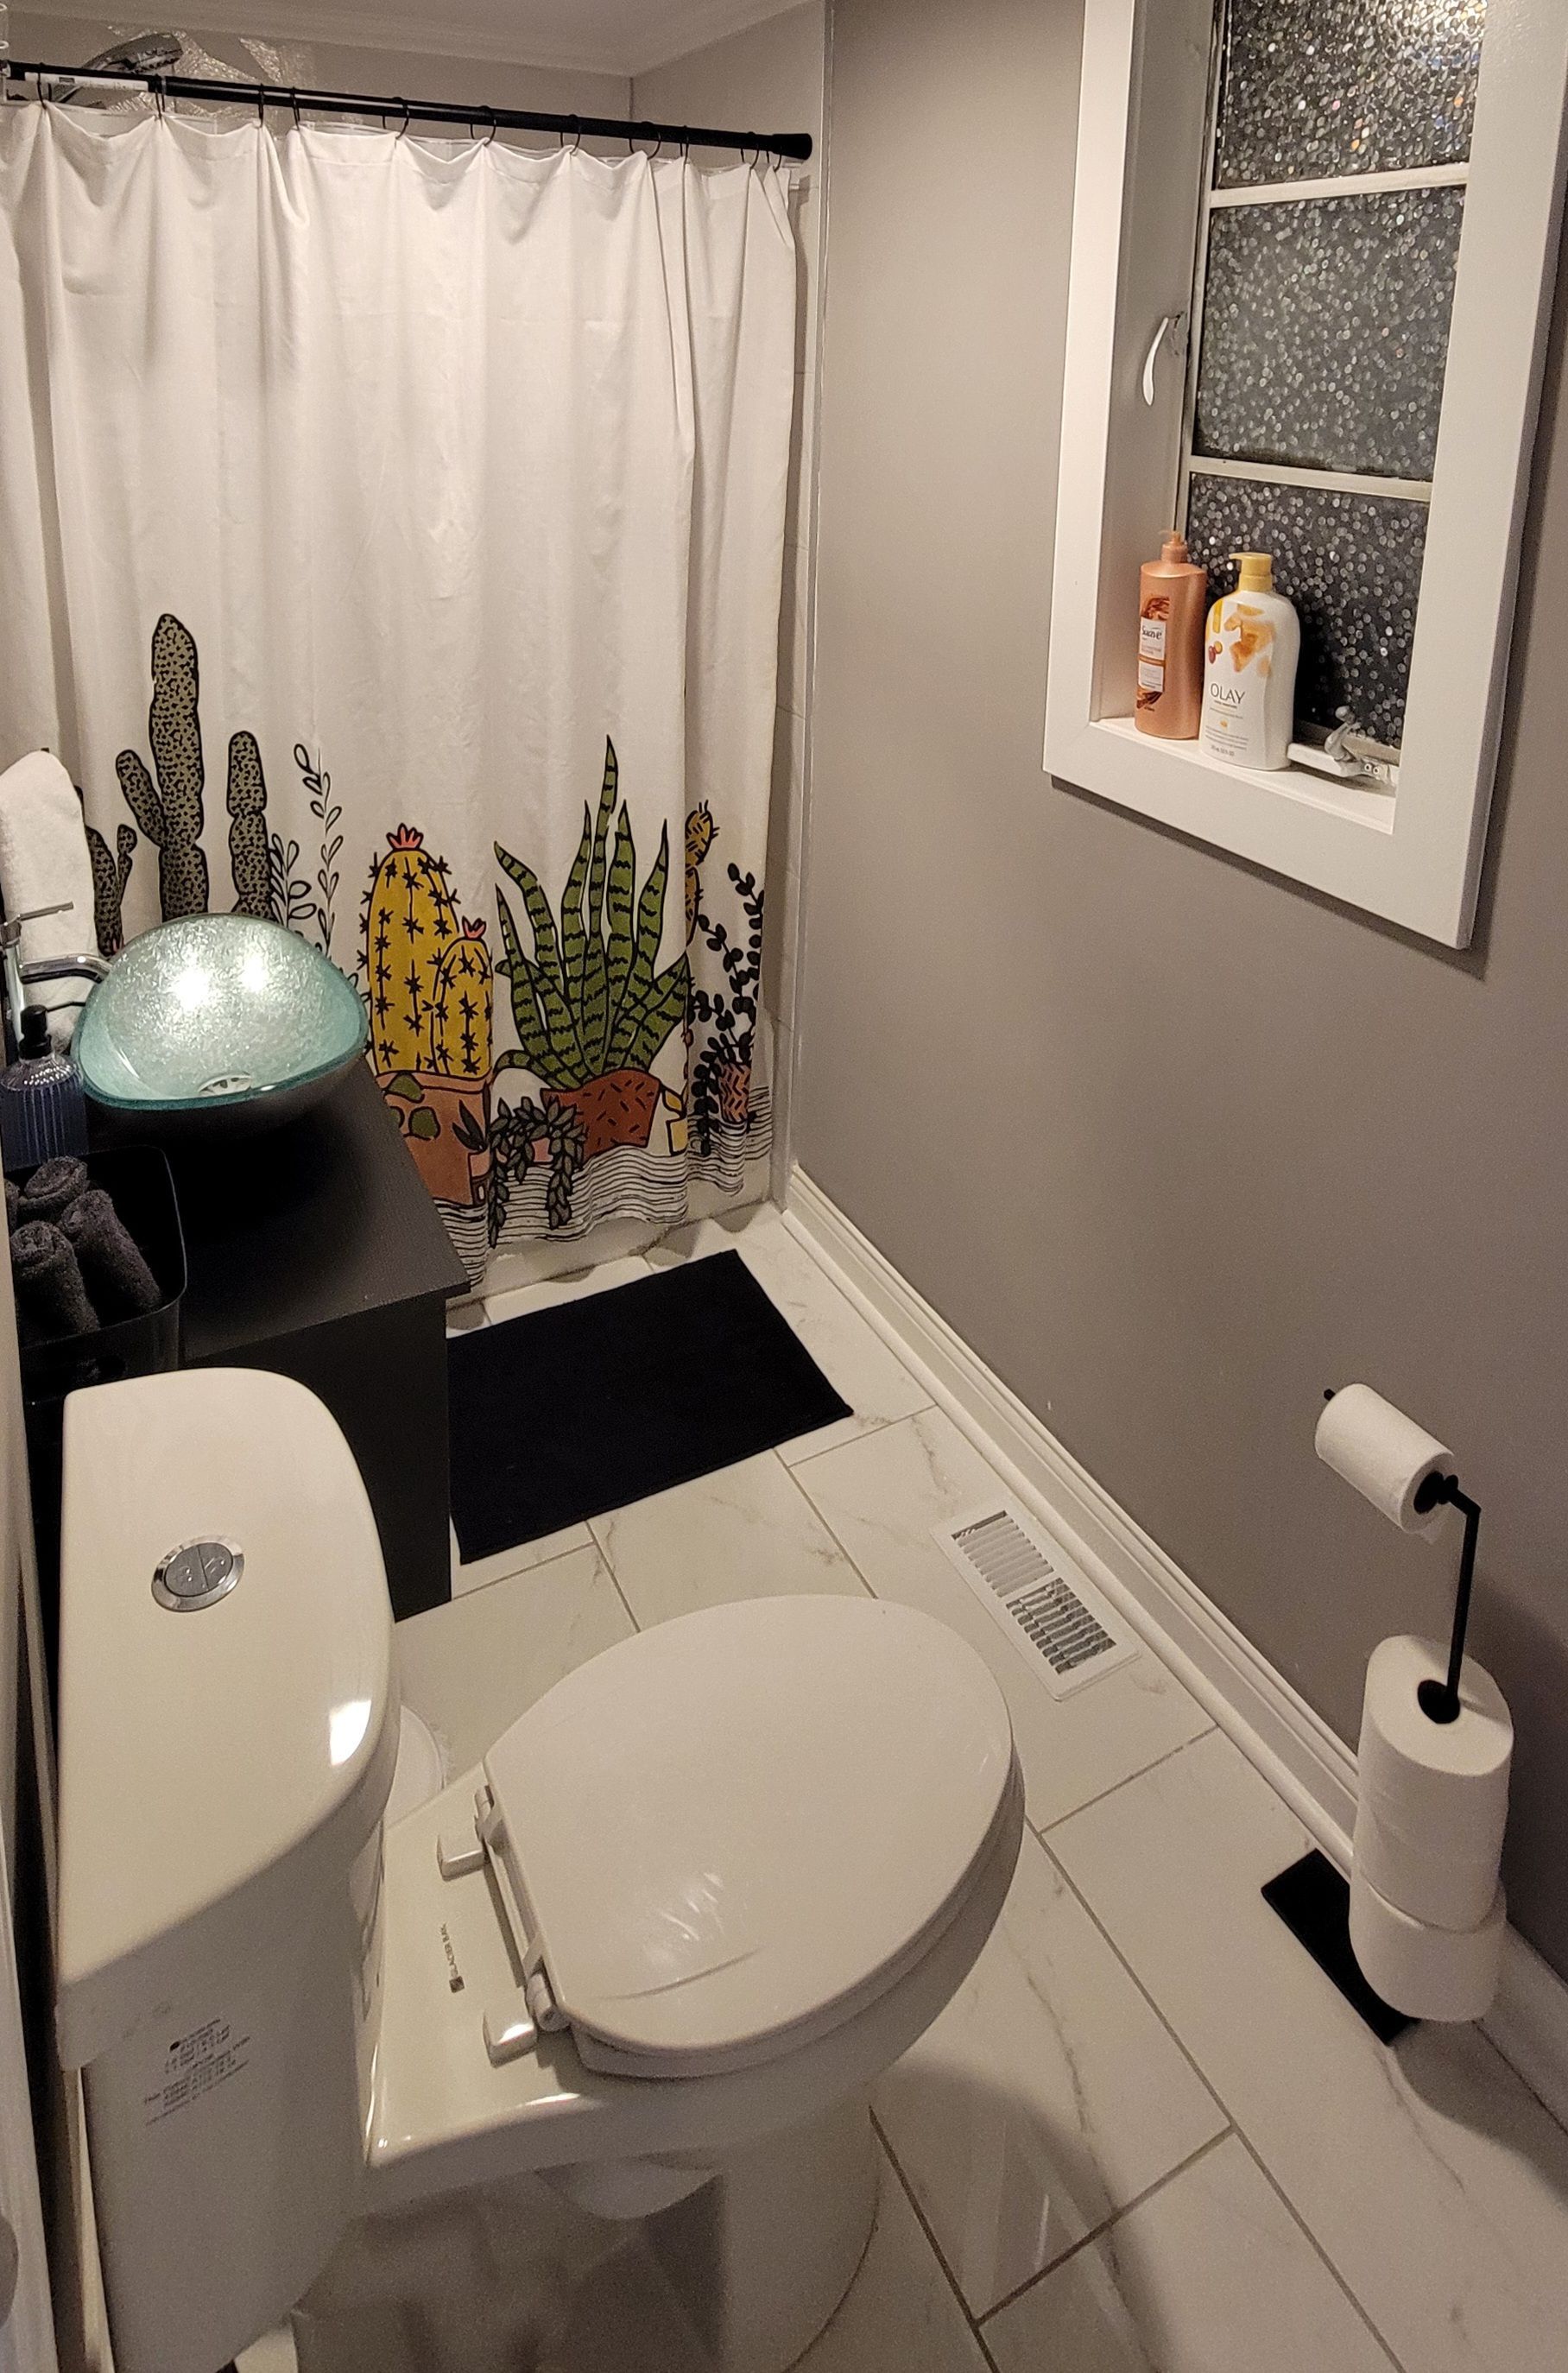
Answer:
[783,1168,1568,2135]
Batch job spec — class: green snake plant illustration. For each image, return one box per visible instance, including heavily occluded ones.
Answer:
[493,740,689,1088]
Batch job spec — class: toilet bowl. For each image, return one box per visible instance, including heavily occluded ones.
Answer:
[54,1368,1022,2373]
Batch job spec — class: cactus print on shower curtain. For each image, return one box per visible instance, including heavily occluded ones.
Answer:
[361,826,495,1218]
[226,731,270,917]
[84,819,136,955]
[480,738,768,1249]
[115,613,211,920]
[90,621,769,1281]
[490,740,689,1234]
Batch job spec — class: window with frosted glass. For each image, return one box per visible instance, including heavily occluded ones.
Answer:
[1182,0,1488,753]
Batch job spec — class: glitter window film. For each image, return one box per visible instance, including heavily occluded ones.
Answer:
[1193,187,1463,480]
[1184,475,1428,748]
[1214,0,1489,191]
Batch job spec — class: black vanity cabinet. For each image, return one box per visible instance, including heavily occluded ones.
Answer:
[168,1060,468,1620]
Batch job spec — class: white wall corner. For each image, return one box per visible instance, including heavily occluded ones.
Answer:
[6,0,627,77]
[783,1166,1568,2136]
[628,0,817,80]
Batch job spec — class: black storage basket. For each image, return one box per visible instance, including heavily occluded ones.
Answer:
[15,1145,186,1689]
[16,1144,186,1403]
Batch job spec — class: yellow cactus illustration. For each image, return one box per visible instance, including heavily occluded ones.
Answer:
[685,801,716,943]
[361,826,495,1212]
[431,922,493,1080]
[363,824,463,1073]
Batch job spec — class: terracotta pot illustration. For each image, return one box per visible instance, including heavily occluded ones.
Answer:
[712,1060,752,1128]
[378,1070,492,1206]
[554,1067,663,1163]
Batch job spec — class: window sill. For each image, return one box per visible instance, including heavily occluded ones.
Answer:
[1094,716,1397,834]
[1043,706,1454,935]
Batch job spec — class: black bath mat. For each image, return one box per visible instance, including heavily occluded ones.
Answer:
[448,1250,852,1564]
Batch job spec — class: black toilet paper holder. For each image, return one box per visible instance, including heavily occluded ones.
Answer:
[1318,1386,1482,1731]
[1264,1402,1486,2040]
[1409,1467,1482,1728]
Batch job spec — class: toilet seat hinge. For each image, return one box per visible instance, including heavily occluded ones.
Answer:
[436,1783,496,1881]
[473,1784,568,2033]
[525,1966,562,2029]
[481,1990,537,2067]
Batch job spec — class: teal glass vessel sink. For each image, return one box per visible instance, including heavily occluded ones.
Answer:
[76,915,367,1137]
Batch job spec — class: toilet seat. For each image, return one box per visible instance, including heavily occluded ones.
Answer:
[471,1595,1016,2080]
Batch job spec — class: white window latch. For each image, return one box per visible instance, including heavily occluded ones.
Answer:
[1141,312,1186,407]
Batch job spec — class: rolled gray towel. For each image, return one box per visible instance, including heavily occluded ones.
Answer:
[19,1155,90,1227]
[9,1219,98,1341]
[60,1188,163,1318]
[4,1178,16,1232]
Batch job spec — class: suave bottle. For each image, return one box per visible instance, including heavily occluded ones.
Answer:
[1202,550,1300,771]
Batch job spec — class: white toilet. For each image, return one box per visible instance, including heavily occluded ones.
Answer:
[54,1368,1022,2373]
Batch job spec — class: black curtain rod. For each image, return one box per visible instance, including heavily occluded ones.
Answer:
[1,58,813,161]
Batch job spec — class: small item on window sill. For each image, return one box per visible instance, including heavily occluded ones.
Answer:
[1202,551,1299,773]
[1289,711,1398,791]
[1135,531,1204,740]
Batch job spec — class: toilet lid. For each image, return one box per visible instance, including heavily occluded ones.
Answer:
[482,1595,1015,2078]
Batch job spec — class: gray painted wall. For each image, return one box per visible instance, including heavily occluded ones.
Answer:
[800,0,1568,1978]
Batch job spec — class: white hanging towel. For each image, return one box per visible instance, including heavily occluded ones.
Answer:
[0,750,99,1046]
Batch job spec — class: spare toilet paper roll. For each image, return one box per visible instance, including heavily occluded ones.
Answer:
[1315,1383,1451,1534]
[1355,1799,1500,1934]
[1350,1862,1506,2023]
[1355,1635,1512,1933]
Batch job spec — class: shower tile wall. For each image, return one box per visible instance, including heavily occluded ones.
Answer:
[1213,0,1487,187]
[1187,0,1488,751]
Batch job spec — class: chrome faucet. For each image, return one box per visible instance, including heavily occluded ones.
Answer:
[0,902,111,1043]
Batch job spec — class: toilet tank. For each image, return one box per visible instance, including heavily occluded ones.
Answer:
[54,1367,399,2373]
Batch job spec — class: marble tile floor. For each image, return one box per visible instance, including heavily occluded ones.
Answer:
[248,1201,1568,2373]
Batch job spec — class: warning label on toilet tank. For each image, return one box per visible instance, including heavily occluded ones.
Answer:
[142,2015,252,2123]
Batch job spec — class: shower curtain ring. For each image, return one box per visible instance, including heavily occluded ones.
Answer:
[151,77,166,121]
[396,98,411,138]
[483,108,498,146]
[290,88,302,130]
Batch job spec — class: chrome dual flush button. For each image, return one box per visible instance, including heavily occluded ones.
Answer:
[151,1537,243,1612]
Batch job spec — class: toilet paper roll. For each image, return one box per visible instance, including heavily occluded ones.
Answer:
[1354,1799,1502,1934]
[1350,1864,1505,2023]
[1355,1635,1511,1933]
[1357,1635,1513,1832]
[1315,1383,1451,1535]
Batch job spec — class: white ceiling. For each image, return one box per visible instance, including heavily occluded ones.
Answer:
[37,1,805,78]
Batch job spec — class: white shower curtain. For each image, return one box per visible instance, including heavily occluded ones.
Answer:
[0,104,796,1280]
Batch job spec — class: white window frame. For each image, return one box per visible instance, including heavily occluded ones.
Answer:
[1045,0,1568,948]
